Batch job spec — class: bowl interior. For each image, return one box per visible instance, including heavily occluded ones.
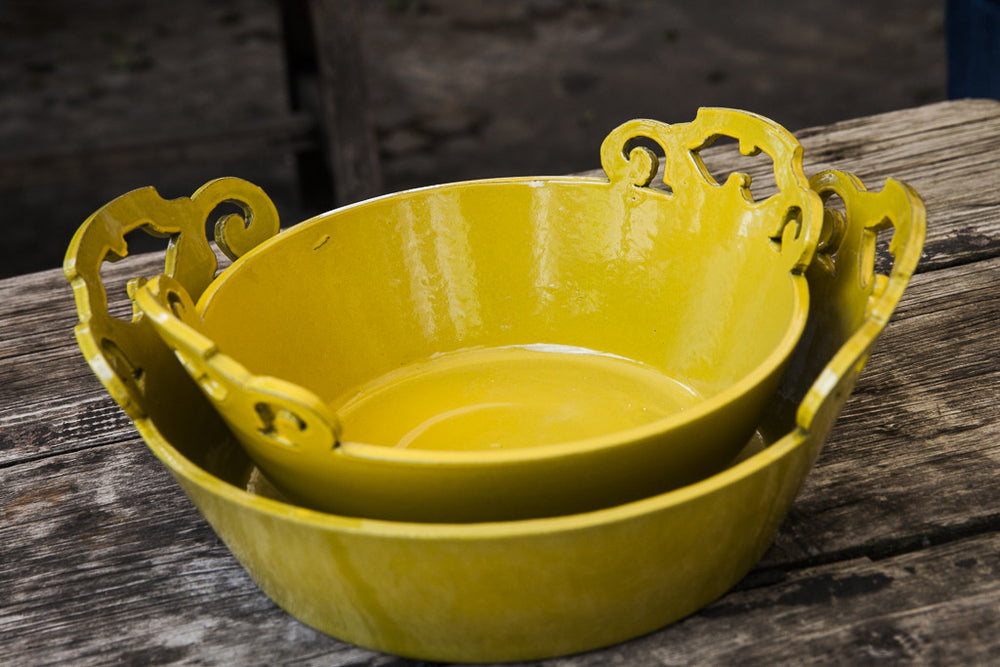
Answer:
[198,177,804,452]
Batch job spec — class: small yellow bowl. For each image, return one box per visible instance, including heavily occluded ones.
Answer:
[64,164,924,661]
[125,109,824,522]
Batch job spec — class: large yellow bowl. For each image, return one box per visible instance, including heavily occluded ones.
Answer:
[126,108,822,522]
[64,166,924,661]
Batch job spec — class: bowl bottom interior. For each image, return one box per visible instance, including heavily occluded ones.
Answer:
[332,344,702,451]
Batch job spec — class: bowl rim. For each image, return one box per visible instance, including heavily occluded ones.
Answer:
[143,401,809,538]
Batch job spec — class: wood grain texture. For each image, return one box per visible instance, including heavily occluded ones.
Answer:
[3,100,1000,664]
[519,533,1000,666]
[764,255,1000,566]
[0,115,315,191]
[0,444,394,665]
[797,99,1000,271]
[1,253,170,466]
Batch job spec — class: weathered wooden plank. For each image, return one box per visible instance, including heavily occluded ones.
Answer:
[0,261,1000,664]
[0,254,186,465]
[0,443,387,666]
[0,243,229,369]
[0,246,163,359]
[0,386,134,466]
[796,99,1000,271]
[306,0,384,205]
[4,436,1000,665]
[765,254,1000,566]
[0,115,315,191]
[522,533,1000,666]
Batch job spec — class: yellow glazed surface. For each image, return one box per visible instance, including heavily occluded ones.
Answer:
[130,108,825,521]
[334,344,702,451]
[64,160,924,661]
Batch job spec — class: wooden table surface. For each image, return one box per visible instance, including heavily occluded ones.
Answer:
[3,99,1000,665]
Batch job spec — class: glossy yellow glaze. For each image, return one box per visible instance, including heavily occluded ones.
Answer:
[129,108,827,521]
[64,158,925,661]
[334,344,701,451]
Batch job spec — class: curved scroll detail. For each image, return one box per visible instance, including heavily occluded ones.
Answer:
[194,178,281,262]
[599,108,823,273]
[134,274,340,461]
[794,170,926,435]
[63,178,280,418]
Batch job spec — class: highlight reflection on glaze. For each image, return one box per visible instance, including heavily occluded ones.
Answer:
[334,345,701,451]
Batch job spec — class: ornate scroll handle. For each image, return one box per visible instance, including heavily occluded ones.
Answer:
[134,274,340,459]
[796,170,926,434]
[63,178,280,418]
[599,107,822,272]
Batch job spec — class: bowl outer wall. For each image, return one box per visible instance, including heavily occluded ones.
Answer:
[150,408,820,662]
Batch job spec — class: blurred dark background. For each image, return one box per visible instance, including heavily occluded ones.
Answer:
[0,0,947,278]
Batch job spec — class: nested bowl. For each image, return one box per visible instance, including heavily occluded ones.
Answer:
[64,163,925,661]
[129,108,823,522]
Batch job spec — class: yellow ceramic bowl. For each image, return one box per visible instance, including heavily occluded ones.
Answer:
[129,109,823,522]
[64,168,924,662]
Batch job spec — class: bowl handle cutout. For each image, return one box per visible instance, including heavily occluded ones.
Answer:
[792,170,926,436]
[599,108,824,273]
[63,178,280,418]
